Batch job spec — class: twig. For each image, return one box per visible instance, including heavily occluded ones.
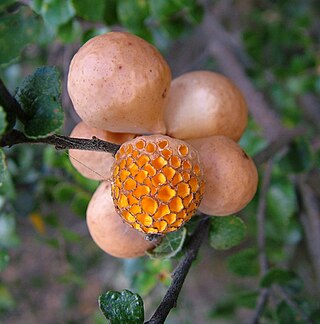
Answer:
[145,217,210,324]
[257,160,273,274]
[0,129,120,156]
[253,127,307,166]
[274,286,315,324]
[295,177,320,290]
[202,12,284,141]
[250,289,270,324]
[249,160,273,324]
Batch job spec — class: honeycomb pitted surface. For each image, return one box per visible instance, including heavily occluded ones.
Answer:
[111,135,205,234]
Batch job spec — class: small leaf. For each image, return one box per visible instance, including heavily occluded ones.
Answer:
[149,0,181,19]
[126,259,172,296]
[0,250,9,272]
[71,192,91,218]
[0,284,15,311]
[99,289,144,324]
[0,0,16,11]
[209,299,236,319]
[131,271,158,296]
[278,137,313,173]
[40,0,75,26]
[146,227,186,259]
[276,301,303,324]
[15,66,64,138]
[0,106,8,135]
[0,213,20,248]
[57,19,81,44]
[266,175,297,231]
[52,183,77,203]
[227,248,259,277]
[117,0,152,41]
[0,7,41,64]
[0,150,7,186]
[60,228,82,243]
[82,27,110,44]
[209,216,246,250]
[72,0,106,22]
[103,0,118,25]
[260,268,303,293]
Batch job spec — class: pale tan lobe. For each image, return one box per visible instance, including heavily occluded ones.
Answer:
[68,121,135,180]
[87,181,157,258]
[67,32,171,134]
[164,71,247,141]
[187,136,258,216]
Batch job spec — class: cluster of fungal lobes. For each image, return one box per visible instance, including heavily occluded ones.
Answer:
[111,136,205,234]
[67,31,259,258]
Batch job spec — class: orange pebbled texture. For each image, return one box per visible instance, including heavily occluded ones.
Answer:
[111,135,205,234]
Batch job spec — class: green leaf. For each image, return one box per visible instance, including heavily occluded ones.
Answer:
[0,106,8,135]
[30,0,43,14]
[185,3,204,25]
[52,183,77,202]
[209,299,236,319]
[125,259,172,296]
[209,216,246,250]
[0,150,6,186]
[227,248,259,277]
[146,227,186,259]
[57,19,81,43]
[15,66,64,138]
[103,0,118,25]
[0,213,20,248]
[99,289,144,324]
[117,0,152,40]
[0,170,15,200]
[72,0,106,22]
[60,228,82,243]
[0,250,9,272]
[266,175,297,233]
[0,285,15,311]
[239,119,267,156]
[276,301,304,324]
[260,268,303,293]
[0,0,16,11]
[0,7,41,64]
[149,0,181,19]
[131,271,158,296]
[71,192,90,218]
[82,27,110,44]
[278,137,313,173]
[40,0,75,26]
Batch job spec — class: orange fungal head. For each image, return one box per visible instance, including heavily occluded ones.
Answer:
[111,135,205,235]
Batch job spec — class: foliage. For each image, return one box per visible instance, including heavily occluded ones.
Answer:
[15,66,64,137]
[0,0,320,323]
[99,289,144,324]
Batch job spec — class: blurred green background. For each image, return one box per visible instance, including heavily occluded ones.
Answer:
[0,0,320,323]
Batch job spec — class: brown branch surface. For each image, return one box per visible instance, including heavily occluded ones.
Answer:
[145,217,210,324]
[0,130,120,156]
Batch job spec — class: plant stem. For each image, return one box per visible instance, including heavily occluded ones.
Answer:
[0,129,120,156]
[253,127,306,166]
[145,217,210,324]
[249,160,274,324]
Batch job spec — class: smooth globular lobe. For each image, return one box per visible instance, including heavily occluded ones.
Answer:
[111,135,205,234]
